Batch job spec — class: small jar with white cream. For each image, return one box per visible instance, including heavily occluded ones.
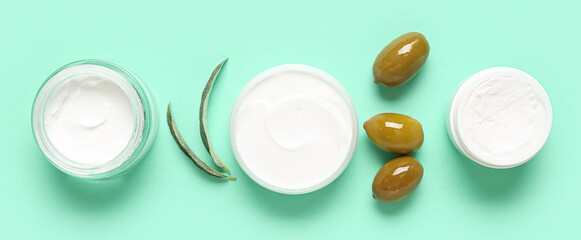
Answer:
[447,67,552,168]
[32,60,158,178]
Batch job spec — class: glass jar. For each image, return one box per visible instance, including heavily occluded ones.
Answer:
[32,59,158,178]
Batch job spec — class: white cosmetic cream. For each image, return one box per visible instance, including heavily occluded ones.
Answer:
[230,64,358,194]
[32,60,158,178]
[447,67,552,168]
[44,75,135,165]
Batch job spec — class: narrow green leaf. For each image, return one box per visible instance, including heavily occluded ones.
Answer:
[167,103,235,180]
[199,58,230,172]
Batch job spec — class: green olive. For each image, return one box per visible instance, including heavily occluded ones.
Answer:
[372,156,423,203]
[373,32,429,87]
[364,113,424,154]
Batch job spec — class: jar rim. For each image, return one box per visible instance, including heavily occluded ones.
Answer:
[32,59,147,178]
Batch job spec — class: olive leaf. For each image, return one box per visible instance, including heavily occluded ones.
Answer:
[167,103,235,180]
[199,58,230,172]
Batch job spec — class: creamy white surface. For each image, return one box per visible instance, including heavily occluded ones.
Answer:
[44,75,135,165]
[234,70,353,190]
[461,76,548,164]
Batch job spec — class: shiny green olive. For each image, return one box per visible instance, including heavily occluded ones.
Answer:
[364,113,424,154]
[372,156,423,203]
[373,32,429,87]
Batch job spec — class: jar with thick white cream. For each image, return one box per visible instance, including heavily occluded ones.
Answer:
[32,60,158,178]
[447,67,552,168]
[230,64,358,194]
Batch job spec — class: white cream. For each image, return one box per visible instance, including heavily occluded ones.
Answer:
[447,67,552,168]
[231,64,357,194]
[461,76,547,162]
[44,74,135,165]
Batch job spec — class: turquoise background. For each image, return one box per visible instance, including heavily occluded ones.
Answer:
[1,0,579,238]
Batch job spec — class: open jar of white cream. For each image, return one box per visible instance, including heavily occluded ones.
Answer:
[230,64,358,194]
[447,67,552,168]
[32,60,158,178]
